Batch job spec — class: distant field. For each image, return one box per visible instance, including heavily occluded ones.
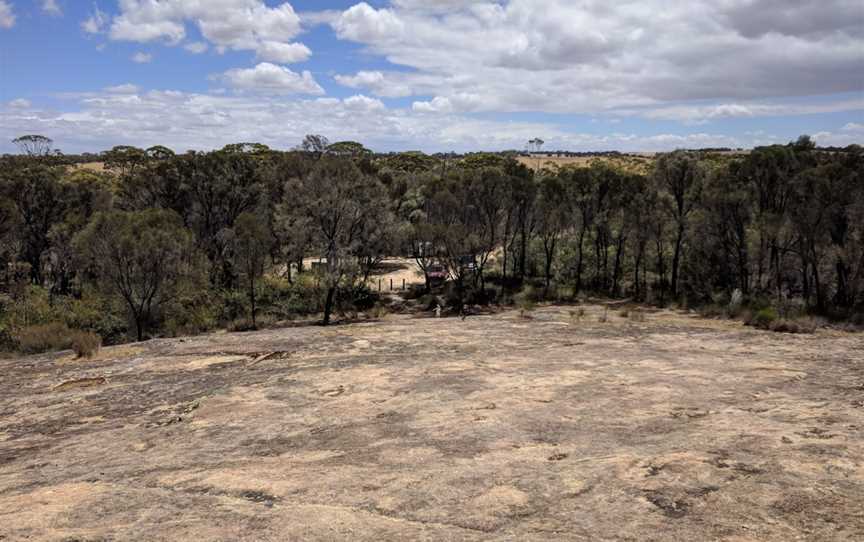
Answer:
[74,162,106,172]
[516,154,655,174]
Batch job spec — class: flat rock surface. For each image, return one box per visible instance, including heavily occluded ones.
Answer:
[1,305,862,541]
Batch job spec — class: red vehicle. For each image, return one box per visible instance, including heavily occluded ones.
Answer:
[426,263,448,286]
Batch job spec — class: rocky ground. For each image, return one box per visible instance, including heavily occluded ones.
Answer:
[1,304,862,541]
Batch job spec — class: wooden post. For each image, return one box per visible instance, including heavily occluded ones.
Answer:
[402,278,406,291]
[390,278,393,291]
[378,278,381,292]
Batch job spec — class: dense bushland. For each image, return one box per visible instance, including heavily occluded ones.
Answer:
[1,135,861,353]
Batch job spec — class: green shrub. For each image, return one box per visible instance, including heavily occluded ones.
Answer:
[70,331,102,358]
[61,289,127,344]
[749,307,779,329]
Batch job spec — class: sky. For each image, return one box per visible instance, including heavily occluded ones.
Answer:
[0,0,862,154]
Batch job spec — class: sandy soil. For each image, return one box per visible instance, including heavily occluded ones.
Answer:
[1,304,862,541]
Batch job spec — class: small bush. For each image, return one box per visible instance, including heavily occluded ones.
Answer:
[569,307,585,321]
[514,286,537,313]
[728,289,744,317]
[70,331,102,358]
[749,307,778,329]
[370,305,390,319]
[598,306,609,323]
[769,317,820,334]
[14,322,75,354]
[618,308,630,318]
[629,310,646,322]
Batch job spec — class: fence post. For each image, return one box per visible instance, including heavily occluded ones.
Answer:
[390,278,393,291]
[378,278,381,292]
[402,278,406,291]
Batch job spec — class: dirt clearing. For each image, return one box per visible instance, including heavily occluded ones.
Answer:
[1,305,862,540]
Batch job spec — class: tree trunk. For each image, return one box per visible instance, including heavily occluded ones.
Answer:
[249,275,257,329]
[671,224,684,297]
[518,226,528,282]
[322,286,336,325]
[611,235,625,297]
[575,229,586,294]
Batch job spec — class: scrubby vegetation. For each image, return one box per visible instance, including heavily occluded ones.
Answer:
[0,134,861,354]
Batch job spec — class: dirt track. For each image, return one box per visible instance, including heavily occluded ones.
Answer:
[1,305,862,541]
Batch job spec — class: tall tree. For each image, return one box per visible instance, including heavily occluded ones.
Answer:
[74,209,195,341]
[654,151,705,297]
[284,157,388,325]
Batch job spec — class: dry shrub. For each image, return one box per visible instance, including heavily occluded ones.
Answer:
[370,305,390,319]
[569,307,586,321]
[598,306,609,323]
[15,323,104,356]
[618,308,630,318]
[70,331,102,358]
[629,309,646,322]
[15,323,75,354]
[769,317,820,334]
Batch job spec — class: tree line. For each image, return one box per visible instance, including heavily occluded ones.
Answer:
[0,134,861,351]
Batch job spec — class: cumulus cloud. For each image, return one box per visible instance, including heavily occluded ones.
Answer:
[412,97,453,113]
[343,94,385,112]
[184,41,208,54]
[329,0,864,117]
[620,98,864,124]
[0,1,15,29]
[42,0,62,17]
[107,1,310,60]
[81,6,107,34]
[131,52,153,64]
[218,63,323,95]
[255,41,311,64]
[6,85,847,155]
[8,99,31,108]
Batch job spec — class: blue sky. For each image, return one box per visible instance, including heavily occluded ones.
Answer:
[1,0,862,153]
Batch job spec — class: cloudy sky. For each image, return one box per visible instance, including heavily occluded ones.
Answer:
[0,0,862,153]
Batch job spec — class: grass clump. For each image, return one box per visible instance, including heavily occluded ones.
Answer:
[514,286,537,318]
[70,330,102,358]
[598,306,609,323]
[14,323,102,356]
[14,323,76,354]
[629,309,646,322]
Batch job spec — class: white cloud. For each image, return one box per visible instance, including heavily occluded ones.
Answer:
[343,94,385,112]
[0,1,15,29]
[107,1,310,61]
[8,99,31,108]
[81,6,107,34]
[131,52,153,64]
[218,63,323,95]
[618,98,864,124]
[42,0,62,17]
[184,41,208,54]
[3,85,827,155]
[842,122,864,132]
[328,0,864,117]
[255,41,311,63]
[105,84,140,94]
[412,97,452,113]
[333,2,405,42]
